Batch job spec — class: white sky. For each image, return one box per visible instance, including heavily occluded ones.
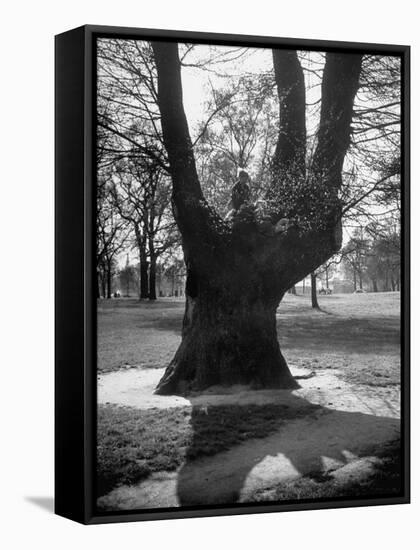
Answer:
[180,44,323,142]
[181,46,272,134]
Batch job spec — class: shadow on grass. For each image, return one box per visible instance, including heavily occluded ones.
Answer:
[134,312,399,355]
[176,393,401,506]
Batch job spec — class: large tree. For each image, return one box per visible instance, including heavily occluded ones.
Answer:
[150,43,362,395]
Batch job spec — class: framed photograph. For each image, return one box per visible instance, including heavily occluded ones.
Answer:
[55,25,410,524]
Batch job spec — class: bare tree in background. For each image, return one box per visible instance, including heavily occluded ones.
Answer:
[110,155,175,299]
[97,180,128,299]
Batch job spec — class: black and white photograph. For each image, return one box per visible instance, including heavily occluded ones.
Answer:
[3,0,420,543]
[94,34,406,515]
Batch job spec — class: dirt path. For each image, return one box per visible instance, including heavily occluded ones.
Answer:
[97,365,400,510]
[98,365,399,417]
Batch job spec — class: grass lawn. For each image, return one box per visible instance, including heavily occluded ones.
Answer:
[277,292,400,387]
[98,292,400,387]
[97,298,183,373]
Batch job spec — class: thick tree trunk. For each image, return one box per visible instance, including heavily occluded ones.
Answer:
[155,274,297,395]
[372,278,378,292]
[311,272,319,309]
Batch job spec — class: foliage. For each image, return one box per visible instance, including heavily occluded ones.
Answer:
[342,225,400,291]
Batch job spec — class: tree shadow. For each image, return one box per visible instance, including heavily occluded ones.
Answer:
[176,393,400,506]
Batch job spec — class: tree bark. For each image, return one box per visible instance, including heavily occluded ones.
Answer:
[272,50,306,182]
[139,242,149,300]
[149,249,157,300]
[155,258,297,394]
[133,225,149,300]
[100,272,106,298]
[151,42,362,395]
[311,272,319,309]
[106,261,112,299]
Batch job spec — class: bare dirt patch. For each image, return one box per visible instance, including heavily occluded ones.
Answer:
[98,365,399,417]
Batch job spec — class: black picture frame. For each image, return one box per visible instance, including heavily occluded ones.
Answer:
[55,24,410,525]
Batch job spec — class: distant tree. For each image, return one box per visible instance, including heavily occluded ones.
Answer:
[118,256,137,297]
[316,257,338,290]
[366,227,400,291]
[342,228,370,291]
[96,176,128,299]
[161,258,186,296]
[310,272,319,309]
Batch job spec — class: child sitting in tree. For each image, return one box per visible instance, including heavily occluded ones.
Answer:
[225,170,290,234]
[231,169,251,209]
[225,170,252,221]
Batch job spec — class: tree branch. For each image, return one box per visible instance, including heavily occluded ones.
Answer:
[151,41,225,249]
[272,50,306,181]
